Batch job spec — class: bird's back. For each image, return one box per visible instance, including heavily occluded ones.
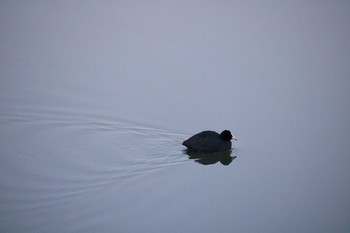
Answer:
[182,131,231,153]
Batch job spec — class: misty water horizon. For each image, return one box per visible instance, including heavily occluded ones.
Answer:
[1,1,350,233]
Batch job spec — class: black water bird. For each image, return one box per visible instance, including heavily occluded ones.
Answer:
[182,130,237,153]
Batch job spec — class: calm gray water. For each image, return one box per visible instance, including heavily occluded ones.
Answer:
[1,1,350,233]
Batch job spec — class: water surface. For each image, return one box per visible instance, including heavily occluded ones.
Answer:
[1,1,350,233]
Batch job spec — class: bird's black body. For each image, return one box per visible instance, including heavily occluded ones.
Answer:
[182,130,234,153]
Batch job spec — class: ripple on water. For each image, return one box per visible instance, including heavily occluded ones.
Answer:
[0,108,190,212]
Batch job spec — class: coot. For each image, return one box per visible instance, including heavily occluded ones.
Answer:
[182,130,236,153]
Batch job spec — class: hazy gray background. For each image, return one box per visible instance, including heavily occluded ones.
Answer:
[2,1,349,131]
[1,1,350,233]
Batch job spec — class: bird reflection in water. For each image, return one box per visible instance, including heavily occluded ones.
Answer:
[183,149,237,166]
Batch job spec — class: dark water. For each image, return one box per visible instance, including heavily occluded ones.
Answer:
[1,1,350,233]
